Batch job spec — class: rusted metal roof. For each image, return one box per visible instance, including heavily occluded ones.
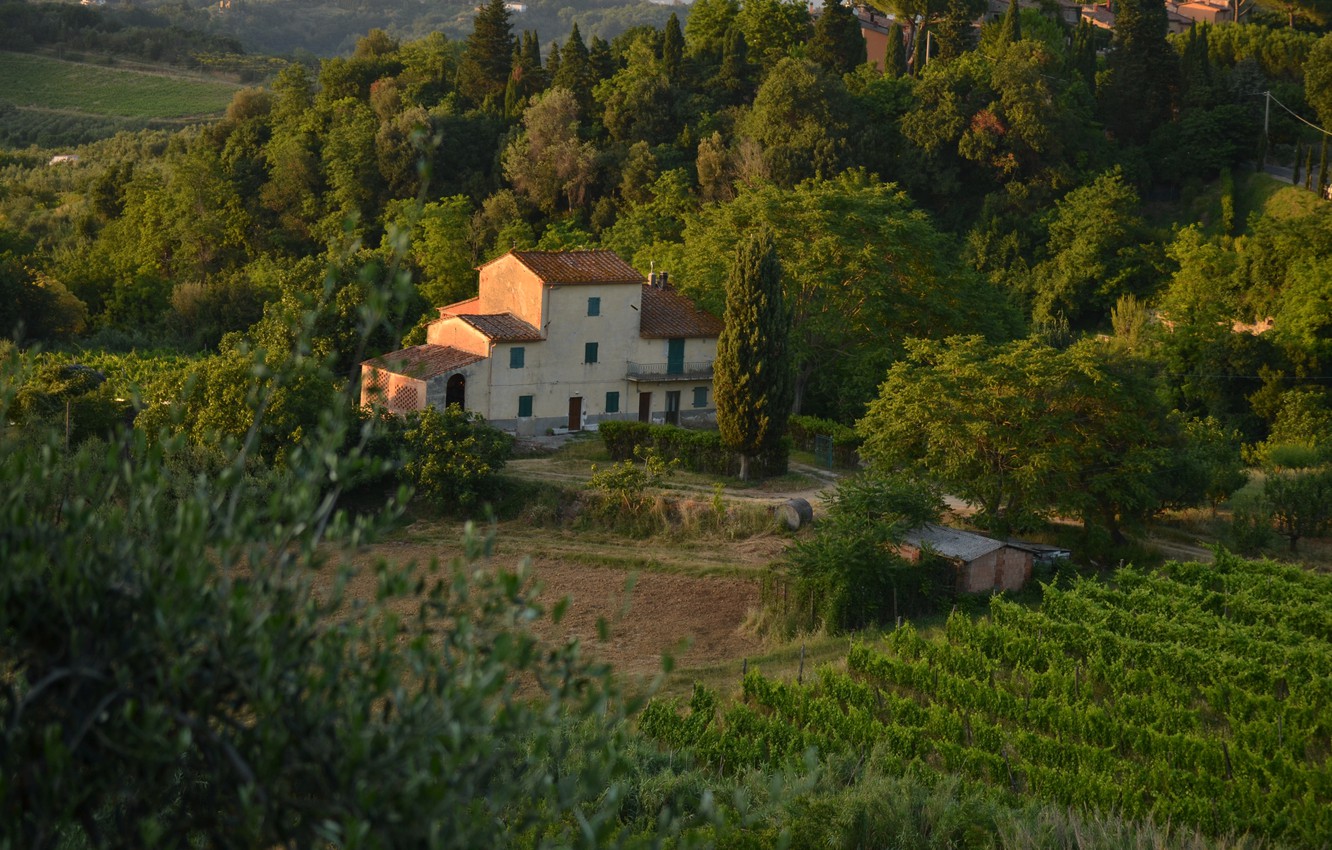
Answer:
[639,285,723,339]
[508,250,645,285]
[455,313,543,341]
[901,524,1008,563]
[363,345,483,380]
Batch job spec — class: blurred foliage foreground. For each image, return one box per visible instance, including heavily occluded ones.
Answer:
[0,348,737,849]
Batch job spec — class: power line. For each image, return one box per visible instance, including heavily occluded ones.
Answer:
[1266,91,1332,138]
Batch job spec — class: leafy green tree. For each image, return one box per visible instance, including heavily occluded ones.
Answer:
[401,404,513,512]
[1025,169,1163,328]
[1264,468,1332,552]
[736,57,848,187]
[595,36,679,145]
[502,88,598,214]
[808,0,866,75]
[859,337,1195,539]
[384,196,478,308]
[457,0,515,109]
[1307,34,1332,131]
[676,172,1019,421]
[784,472,945,632]
[735,0,810,71]
[715,229,793,481]
[685,0,740,60]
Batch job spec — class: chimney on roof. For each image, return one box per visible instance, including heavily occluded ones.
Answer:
[648,271,658,288]
[659,271,669,288]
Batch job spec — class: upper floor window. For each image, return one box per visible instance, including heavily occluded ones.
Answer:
[587,297,601,317]
[584,342,599,364]
[510,347,525,369]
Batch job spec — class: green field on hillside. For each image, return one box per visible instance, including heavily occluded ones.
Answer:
[1,51,238,119]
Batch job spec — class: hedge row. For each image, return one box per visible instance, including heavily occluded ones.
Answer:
[788,414,861,468]
[599,420,789,478]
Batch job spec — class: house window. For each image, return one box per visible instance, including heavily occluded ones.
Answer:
[510,347,525,369]
[587,296,601,316]
[584,342,598,364]
[605,391,620,413]
[692,386,708,408]
[518,395,533,417]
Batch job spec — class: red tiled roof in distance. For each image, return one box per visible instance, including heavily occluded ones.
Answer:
[455,312,543,341]
[508,250,645,285]
[639,285,723,339]
[363,345,483,379]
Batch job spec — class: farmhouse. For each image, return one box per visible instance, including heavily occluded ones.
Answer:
[896,524,1034,593]
[360,250,722,434]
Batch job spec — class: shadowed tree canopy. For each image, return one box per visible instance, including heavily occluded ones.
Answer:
[675,171,1021,421]
[809,0,867,75]
[457,0,515,109]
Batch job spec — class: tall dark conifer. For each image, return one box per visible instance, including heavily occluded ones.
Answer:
[884,22,907,78]
[808,0,866,75]
[1000,0,1021,44]
[663,12,685,77]
[1099,0,1178,145]
[715,230,793,481]
[553,23,592,108]
[457,0,515,109]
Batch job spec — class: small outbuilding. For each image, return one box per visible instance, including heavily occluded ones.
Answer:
[896,524,1033,594]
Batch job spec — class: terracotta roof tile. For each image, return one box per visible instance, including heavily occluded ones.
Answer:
[639,285,723,339]
[455,313,543,341]
[508,250,645,285]
[363,345,484,379]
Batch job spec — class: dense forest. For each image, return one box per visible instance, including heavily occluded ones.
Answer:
[3,0,1331,469]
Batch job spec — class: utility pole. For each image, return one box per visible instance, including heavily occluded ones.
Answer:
[1260,90,1271,170]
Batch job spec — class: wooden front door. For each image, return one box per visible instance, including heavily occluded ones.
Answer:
[638,392,652,423]
[665,390,681,425]
[568,396,582,431]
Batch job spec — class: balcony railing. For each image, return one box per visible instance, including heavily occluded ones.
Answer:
[626,360,714,381]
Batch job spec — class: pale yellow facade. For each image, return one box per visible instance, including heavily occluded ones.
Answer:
[361,250,721,434]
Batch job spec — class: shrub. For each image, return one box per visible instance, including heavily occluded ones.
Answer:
[599,420,789,478]
[401,404,513,513]
[788,414,861,467]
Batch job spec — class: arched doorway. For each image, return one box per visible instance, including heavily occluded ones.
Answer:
[445,374,465,409]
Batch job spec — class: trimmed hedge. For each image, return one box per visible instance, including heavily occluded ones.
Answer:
[599,420,789,478]
[788,414,861,468]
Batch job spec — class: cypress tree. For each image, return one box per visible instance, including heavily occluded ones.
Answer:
[884,22,907,78]
[1000,0,1021,44]
[589,35,615,84]
[663,12,685,77]
[1069,20,1097,92]
[1100,0,1178,145]
[457,0,515,109]
[1293,141,1302,186]
[808,0,866,76]
[715,230,793,481]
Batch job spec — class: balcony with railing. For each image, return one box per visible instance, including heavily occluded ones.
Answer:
[626,360,714,382]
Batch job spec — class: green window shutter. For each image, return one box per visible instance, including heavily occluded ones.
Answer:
[693,386,708,407]
[587,297,600,316]
[605,391,619,413]
[585,342,598,364]
[518,395,533,417]
[510,347,525,369]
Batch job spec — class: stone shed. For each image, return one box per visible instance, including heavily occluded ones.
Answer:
[897,524,1033,594]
